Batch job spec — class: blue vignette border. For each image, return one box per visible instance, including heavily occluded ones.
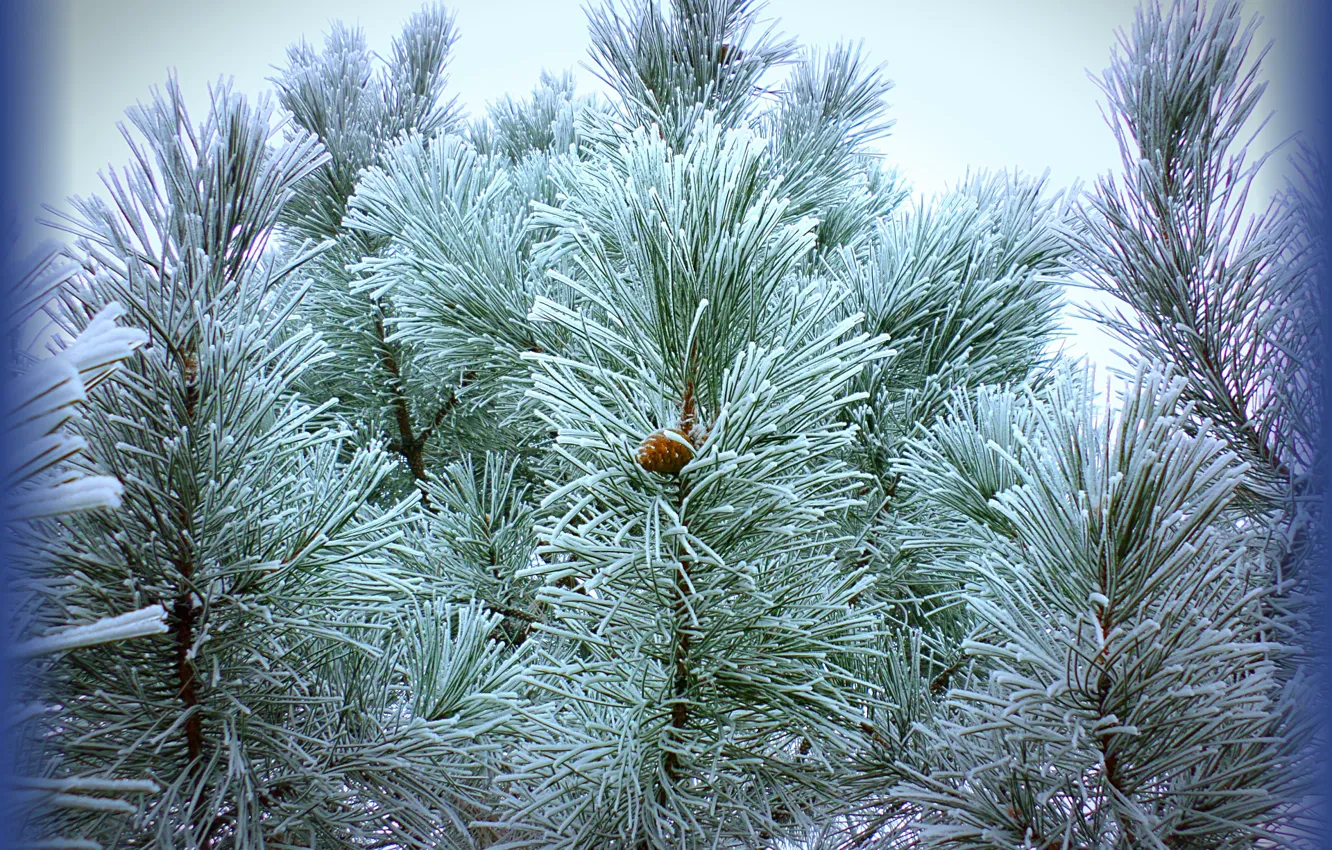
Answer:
[0,2,1327,848]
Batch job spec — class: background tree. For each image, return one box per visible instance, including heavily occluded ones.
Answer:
[831,170,1074,684]
[271,5,465,494]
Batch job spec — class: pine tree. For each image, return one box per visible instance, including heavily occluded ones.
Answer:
[10,0,1322,847]
[486,114,891,846]
[1066,0,1322,653]
[24,79,442,848]
[346,2,916,843]
[857,2,1321,846]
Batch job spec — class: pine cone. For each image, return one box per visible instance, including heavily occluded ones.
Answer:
[636,428,694,475]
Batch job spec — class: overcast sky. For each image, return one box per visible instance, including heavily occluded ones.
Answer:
[29,0,1325,372]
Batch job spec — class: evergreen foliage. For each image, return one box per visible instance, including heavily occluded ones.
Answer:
[494,113,892,845]
[877,369,1315,847]
[25,80,435,848]
[11,0,1323,847]
[344,132,558,451]
[861,2,1323,846]
[1067,0,1322,668]
[1069,0,1319,512]
[271,5,467,493]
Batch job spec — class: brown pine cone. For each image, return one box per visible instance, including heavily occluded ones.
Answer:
[636,428,694,475]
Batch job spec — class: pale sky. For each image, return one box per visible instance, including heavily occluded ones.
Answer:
[29,0,1325,373]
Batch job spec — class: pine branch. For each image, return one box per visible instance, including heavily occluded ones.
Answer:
[373,310,430,485]
[661,474,695,802]
[1068,0,1316,509]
